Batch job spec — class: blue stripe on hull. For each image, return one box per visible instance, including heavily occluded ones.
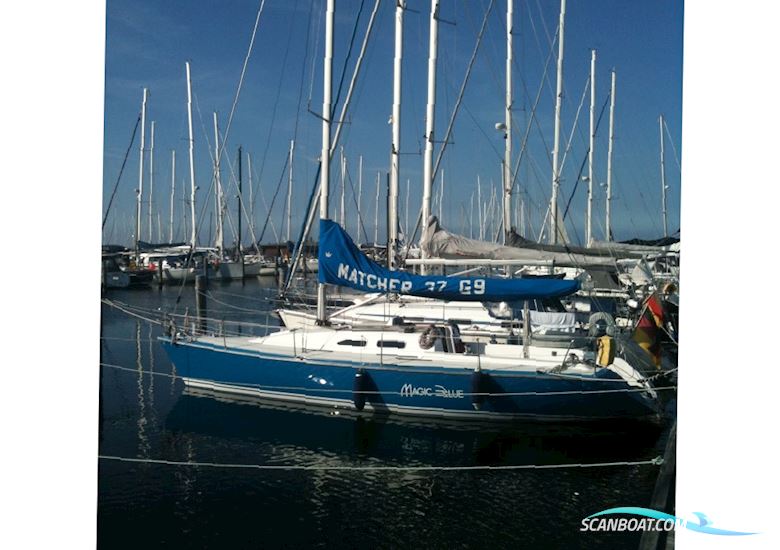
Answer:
[160,339,659,422]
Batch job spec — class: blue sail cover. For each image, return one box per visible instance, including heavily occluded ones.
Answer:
[318,219,580,301]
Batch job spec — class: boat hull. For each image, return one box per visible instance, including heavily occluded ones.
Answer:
[160,338,660,423]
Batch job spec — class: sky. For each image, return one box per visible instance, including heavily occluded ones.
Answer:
[102,0,684,247]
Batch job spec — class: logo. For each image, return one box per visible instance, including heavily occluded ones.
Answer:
[325,251,333,258]
[581,507,757,536]
[400,383,464,399]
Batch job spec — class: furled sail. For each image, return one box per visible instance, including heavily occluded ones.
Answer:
[318,219,579,301]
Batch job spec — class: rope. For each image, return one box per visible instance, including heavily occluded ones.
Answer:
[102,113,141,230]
[98,454,663,471]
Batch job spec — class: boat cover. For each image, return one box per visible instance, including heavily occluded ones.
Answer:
[319,219,579,301]
[420,216,619,268]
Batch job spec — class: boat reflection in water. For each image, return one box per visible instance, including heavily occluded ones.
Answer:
[165,387,664,469]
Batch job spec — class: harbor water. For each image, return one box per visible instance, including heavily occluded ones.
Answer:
[98,278,675,549]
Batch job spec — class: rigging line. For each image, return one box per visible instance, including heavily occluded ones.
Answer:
[256,154,290,244]
[284,0,382,293]
[98,454,664,471]
[331,0,366,117]
[558,75,590,177]
[292,0,311,142]
[344,163,370,244]
[248,4,299,231]
[100,362,676,396]
[432,0,496,185]
[509,25,558,194]
[203,291,267,314]
[663,119,681,173]
[306,0,323,109]
[215,0,268,173]
[562,94,611,221]
[102,113,141,230]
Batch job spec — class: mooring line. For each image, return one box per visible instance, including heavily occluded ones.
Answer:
[98,454,663,471]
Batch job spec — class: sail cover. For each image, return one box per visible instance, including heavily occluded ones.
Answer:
[421,216,619,268]
[319,219,579,301]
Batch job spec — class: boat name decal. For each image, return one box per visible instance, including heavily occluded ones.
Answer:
[336,263,485,296]
[400,383,464,399]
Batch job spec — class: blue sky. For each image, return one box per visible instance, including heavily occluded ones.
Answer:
[102,0,683,247]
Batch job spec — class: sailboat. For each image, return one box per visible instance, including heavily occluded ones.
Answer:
[159,0,662,423]
[160,219,660,422]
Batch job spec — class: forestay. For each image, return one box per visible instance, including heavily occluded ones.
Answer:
[318,219,580,301]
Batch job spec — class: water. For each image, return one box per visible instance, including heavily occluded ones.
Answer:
[98,278,675,549]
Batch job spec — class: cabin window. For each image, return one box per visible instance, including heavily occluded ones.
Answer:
[337,339,366,347]
[377,340,406,349]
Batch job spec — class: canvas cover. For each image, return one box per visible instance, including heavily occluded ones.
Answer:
[420,216,619,268]
[318,219,580,301]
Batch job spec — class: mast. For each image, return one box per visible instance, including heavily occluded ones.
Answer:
[356,154,363,246]
[213,112,224,253]
[238,146,243,257]
[502,0,513,243]
[606,69,616,241]
[405,178,410,241]
[169,150,175,243]
[135,88,147,259]
[286,140,294,242]
[374,171,380,245]
[388,0,404,270]
[316,0,334,324]
[477,175,483,240]
[339,146,346,226]
[186,62,197,248]
[247,152,254,242]
[587,49,596,247]
[549,0,566,245]
[148,120,155,242]
[438,169,444,221]
[420,0,440,274]
[660,114,668,237]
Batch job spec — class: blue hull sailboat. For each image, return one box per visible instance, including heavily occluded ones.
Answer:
[160,220,661,423]
[160,0,662,424]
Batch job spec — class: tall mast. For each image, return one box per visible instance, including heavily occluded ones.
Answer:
[238,146,243,255]
[339,146,346,226]
[549,0,566,245]
[135,88,147,259]
[169,149,175,243]
[660,114,668,237]
[438,169,444,221]
[356,154,363,246]
[148,120,155,242]
[587,49,596,247]
[374,171,380,245]
[316,0,334,324]
[247,152,254,240]
[405,178,410,240]
[502,0,513,243]
[213,112,224,253]
[606,69,616,241]
[186,62,197,248]
[477,175,483,240]
[420,0,440,274]
[388,0,404,270]
[286,139,294,242]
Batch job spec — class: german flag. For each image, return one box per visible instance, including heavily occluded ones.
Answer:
[633,293,664,367]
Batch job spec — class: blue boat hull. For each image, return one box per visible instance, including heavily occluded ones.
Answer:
[160,338,660,422]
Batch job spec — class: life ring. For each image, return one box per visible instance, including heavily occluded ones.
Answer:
[418,325,438,350]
